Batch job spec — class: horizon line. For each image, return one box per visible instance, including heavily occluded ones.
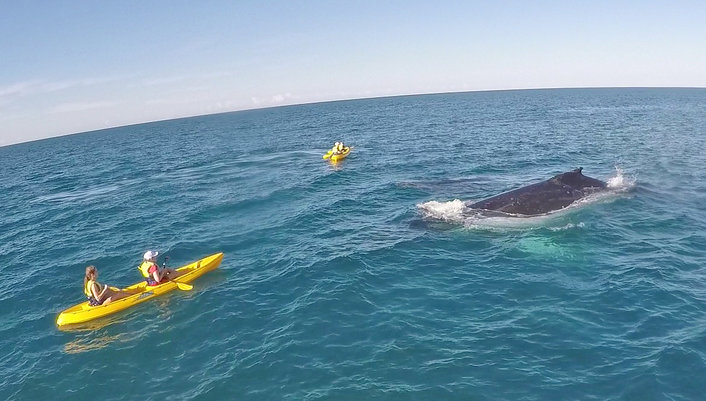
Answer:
[3,85,705,149]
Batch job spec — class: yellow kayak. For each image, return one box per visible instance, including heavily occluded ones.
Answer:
[323,146,350,162]
[56,252,224,327]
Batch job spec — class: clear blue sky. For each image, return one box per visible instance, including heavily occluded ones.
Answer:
[1,1,705,146]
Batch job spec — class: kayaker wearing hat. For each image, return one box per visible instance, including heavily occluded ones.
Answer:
[138,250,178,286]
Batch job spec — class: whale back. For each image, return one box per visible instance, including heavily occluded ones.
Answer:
[469,168,607,215]
[552,167,607,190]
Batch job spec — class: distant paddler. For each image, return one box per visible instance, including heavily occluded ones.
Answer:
[323,141,349,160]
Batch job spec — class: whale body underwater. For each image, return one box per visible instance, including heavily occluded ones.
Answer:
[468,168,608,216]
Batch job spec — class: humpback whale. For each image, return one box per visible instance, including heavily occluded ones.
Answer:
[468,168,607,216]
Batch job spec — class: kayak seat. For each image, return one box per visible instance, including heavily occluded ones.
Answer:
[146,277,168,286]
[87,296,102,306]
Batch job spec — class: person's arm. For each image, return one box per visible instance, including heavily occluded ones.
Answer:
[91,282,108,302]
[149,263,164,283]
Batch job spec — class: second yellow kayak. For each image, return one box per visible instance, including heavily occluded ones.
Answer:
[56,252,224,327]
[323,146,350,161]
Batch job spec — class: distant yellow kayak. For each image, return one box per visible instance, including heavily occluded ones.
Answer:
[323,146,350,162]
[56,252,224,327]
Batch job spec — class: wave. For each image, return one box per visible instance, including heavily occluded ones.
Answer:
[32,183,122,204]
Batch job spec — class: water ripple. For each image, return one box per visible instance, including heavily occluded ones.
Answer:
[1,89,706,400]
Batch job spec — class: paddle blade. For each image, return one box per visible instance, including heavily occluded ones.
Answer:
[176,282,193,291]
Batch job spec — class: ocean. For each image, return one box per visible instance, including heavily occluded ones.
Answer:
[1,88,705,400]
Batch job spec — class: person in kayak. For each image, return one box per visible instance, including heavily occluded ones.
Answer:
[84,265,132,306]
[331,142,345,154]
[138,250,178,286]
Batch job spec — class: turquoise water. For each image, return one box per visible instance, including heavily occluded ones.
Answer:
[1,88,705,400]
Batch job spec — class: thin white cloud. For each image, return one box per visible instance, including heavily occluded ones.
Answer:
[0,80,42,97]
[142,76,187,86]
[0,76,121,101]
[145,96,209,106]
[252,92,295,106]
[184,85,210,92]
[0,81,43,108]
[271,93,290,103]
[41,80,81,92]
[50,101,116,114]
[0,111,22,123]
[41,76,121,93]
[141,70,235,87]
[199,71,234,80]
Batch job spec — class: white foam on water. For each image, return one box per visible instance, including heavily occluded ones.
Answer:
[416,199,466,222]
[566,166,635,210]
[417,199,573,231]
[607,166,636,190]
[549,222,585,232]
[461,209,573,231]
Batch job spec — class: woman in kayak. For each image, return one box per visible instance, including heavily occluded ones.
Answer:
[84,265,132,306]
[138,250,180,285]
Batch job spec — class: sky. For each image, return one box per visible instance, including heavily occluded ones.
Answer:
[1,0,705,146]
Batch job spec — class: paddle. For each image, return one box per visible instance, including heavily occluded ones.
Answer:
[163,256,193,291]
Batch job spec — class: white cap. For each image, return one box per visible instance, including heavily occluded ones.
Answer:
[143,250,159,260]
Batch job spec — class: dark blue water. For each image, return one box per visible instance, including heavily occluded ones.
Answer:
[1,88,705,400]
